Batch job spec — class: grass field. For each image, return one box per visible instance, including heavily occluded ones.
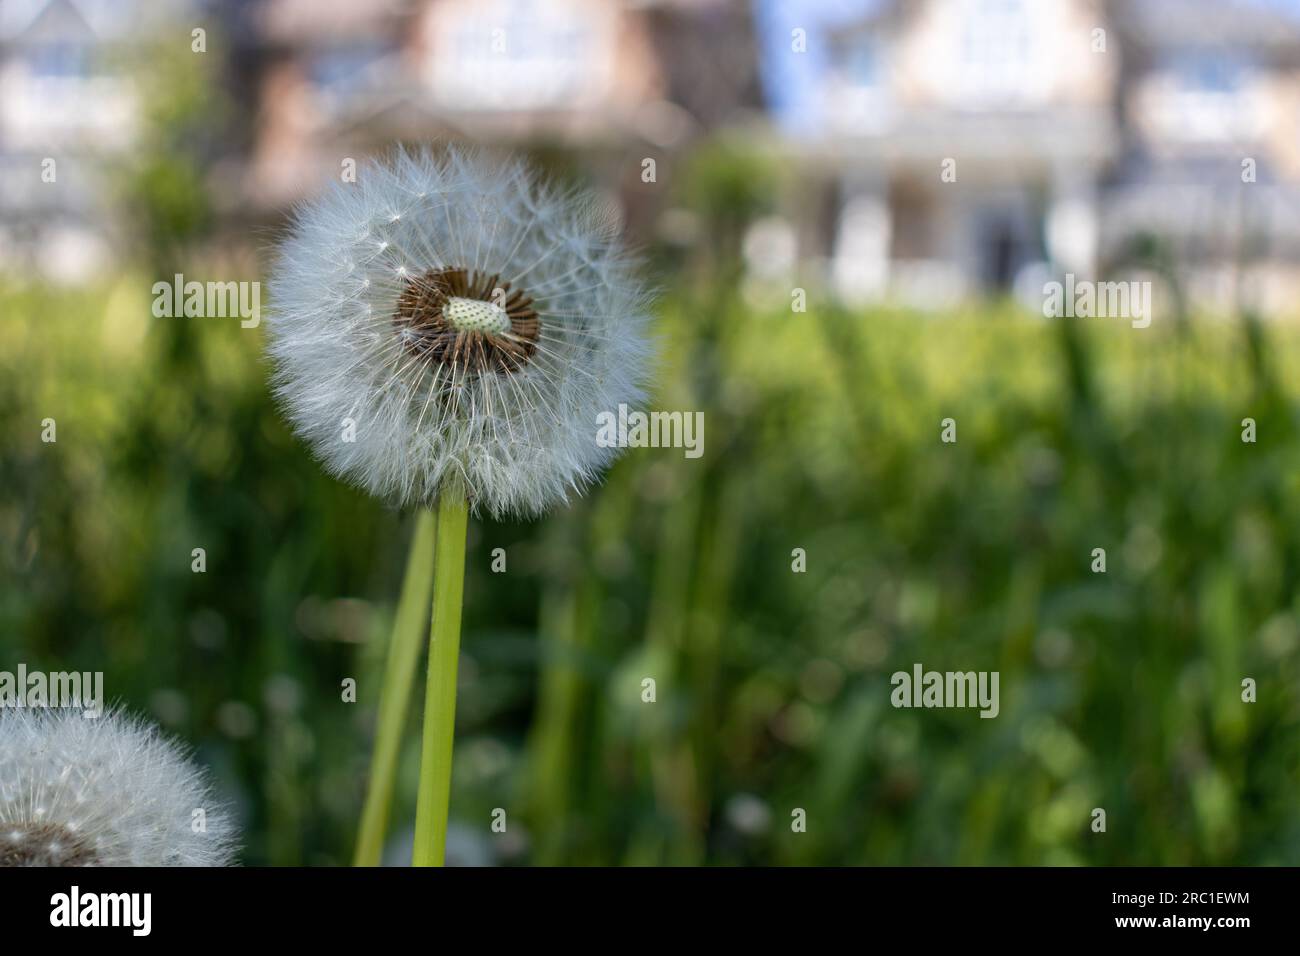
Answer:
[3,272,1298,865]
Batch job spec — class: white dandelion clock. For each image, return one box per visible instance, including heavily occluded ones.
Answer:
[266,147,655,868]
[0,708,236,867]
[266,146,652,518]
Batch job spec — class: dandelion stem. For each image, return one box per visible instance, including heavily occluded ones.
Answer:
[353,508,437,867]
[412,490,469,866]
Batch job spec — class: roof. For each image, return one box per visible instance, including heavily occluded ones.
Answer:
[1112,0,1300,49]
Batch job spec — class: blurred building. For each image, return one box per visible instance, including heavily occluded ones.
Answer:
[1104,0,1300,312]
[0,0,170,279]
[232,0,665,208]
[753,0,1300,312]
[0,0,758,271]
[222,0,757,234]
[755,0,1117,306]
[4,0,1300,315]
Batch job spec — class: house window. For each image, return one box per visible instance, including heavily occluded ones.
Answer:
[429,0,609,111]
[842,42,881,89]
[1168,53,1248,95]
[27,43,90,79]
[955,0,1033,108]
[825,33,892,134]
[1150,52,1260,143]
[310,46,387,93]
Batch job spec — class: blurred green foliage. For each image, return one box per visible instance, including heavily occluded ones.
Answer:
[3,52,1297,861]
[110,35,226,274]
[3,265,1298,865]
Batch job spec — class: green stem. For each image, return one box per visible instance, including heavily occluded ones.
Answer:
[412,490,469,866]
[353,508,437,867]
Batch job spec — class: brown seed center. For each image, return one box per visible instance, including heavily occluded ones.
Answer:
[393,267,540,375]
[0,822,100,867]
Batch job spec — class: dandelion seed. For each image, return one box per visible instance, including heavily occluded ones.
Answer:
[269,146,654,868]
[0,708,236,867]
[266,146,652,518]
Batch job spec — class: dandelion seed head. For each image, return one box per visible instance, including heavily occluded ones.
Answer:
[0,708,236,867]
[266,146,653,518]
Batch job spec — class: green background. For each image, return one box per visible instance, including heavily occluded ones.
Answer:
[2,57,1298,865]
